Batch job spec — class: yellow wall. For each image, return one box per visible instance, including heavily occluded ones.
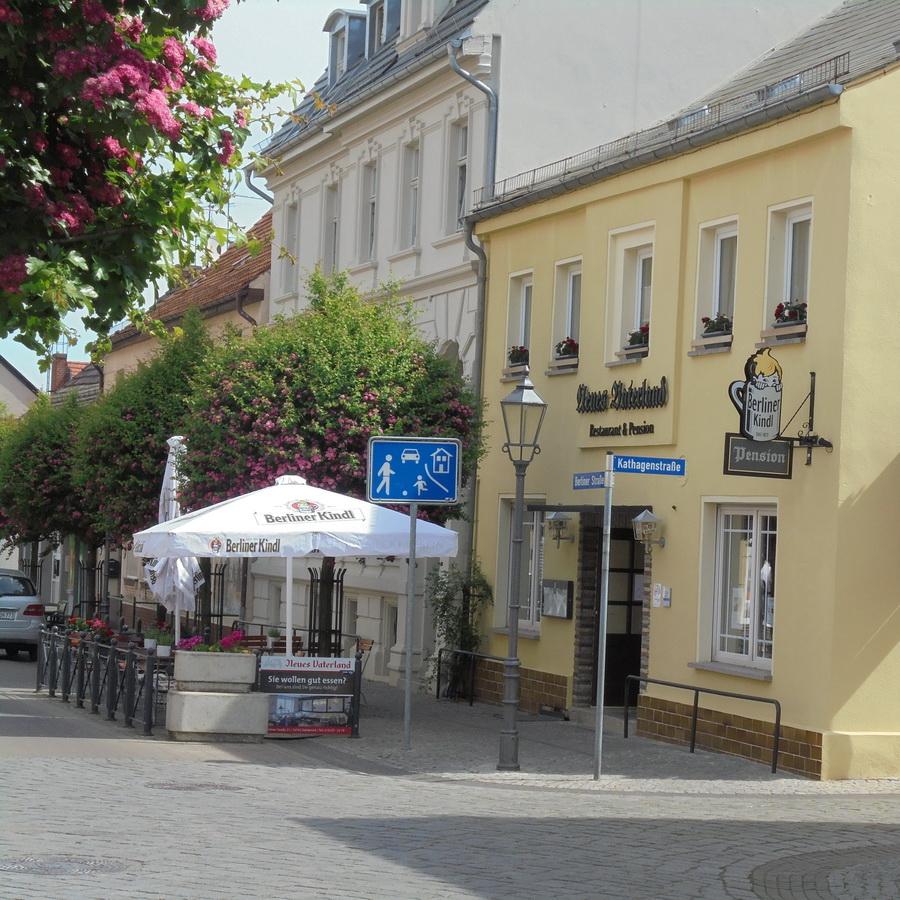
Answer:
[475,70,900,777]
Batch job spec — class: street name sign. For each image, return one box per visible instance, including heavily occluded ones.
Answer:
[612,454,686,477]
[367,436,462,505]
[573,471,606,490]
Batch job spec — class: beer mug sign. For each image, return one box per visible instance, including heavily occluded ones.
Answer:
[729,348,783,442]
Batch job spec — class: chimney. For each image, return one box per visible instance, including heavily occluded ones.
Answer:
[50,353,70,393]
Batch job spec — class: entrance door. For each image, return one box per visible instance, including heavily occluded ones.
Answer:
[592,529,645,706]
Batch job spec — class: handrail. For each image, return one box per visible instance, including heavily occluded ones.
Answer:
[435,648,506,707]
[623,674,782,773]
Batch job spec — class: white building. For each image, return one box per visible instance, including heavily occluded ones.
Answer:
[255,0,838,682]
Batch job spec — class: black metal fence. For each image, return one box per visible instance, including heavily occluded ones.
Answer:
[36,627,171,735]
[435,648,507,706]
[623,674,782,774]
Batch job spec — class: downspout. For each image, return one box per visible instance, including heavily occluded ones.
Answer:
[236,288,257,328]
[448,38,498,580]
[244,166,273,204]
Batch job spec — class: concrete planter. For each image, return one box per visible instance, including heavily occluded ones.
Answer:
[173,650,257,693]
[166,651,265,742]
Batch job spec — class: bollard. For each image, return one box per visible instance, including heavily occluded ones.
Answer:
[61,636,72,702]
[123,644,136,728]
[35,628,44,693]
[143,648,156,735]
[351,650,363,739]
[90,639,101,714]
[75,638,87,709]
[106,639,118,720]
[47,628,59,697]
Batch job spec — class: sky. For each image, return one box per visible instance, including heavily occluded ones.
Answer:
[1,0,339,390]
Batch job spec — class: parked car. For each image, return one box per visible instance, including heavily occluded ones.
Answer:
[0,570,43,661]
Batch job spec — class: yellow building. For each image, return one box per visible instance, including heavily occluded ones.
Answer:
[470,0,900,779]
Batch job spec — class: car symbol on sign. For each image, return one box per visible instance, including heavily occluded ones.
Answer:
[400,448,420,463]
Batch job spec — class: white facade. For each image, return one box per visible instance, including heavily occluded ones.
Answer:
[257,0,838,682]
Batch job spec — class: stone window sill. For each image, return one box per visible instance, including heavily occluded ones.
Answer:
[688,660,772,682]
[432,232,465,250]
[387,246,420,264]
[501,363,529,382]
[492,626,541,641]
[546,357,578,376]
[688,333,733,357]
[756,322,807,349]
[348,260,377,276]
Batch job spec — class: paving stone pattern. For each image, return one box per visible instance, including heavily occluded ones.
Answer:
[4,658,900,899]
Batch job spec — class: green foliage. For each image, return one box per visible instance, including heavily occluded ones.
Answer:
[0,395,88,543]
[426,561,493,655]
[180,271,483,523]
[0,0,298,362]
[72,309,211,543]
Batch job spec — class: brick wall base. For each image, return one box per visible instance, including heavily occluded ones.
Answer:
[474,659,568,715]
[637,695,822,778]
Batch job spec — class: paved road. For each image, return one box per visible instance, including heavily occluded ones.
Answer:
[2,654,900,899]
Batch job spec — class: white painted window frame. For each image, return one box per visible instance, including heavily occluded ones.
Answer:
[712,224,738,318]
[711,504,777,671]
[359,162,377,262]
[783,208,812,305]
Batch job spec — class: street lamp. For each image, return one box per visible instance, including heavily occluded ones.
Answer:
[498,376,547,771]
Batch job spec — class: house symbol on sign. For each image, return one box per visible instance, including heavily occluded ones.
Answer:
[431,448,451,475]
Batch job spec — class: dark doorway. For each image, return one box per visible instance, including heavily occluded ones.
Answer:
[591,528,645,706]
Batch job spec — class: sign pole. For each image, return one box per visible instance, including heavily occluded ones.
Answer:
[593,452,615,780]
[403,502,417,751]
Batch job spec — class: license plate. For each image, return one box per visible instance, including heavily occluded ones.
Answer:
[0,609,14,620]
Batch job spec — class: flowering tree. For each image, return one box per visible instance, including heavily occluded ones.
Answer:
[0,395,91,544]
[73,309,211,544]
[0,0,293,360]
[180,271,482,523]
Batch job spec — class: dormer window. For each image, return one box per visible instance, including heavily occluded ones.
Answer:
[325,10,366,85]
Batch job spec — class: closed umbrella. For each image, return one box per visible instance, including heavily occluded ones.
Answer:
[143,436,204,645]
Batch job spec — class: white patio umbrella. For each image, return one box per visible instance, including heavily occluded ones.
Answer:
[143,436,204,645]
[133,474,457,654]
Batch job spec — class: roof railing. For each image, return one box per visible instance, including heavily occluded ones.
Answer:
[474,52,850,208]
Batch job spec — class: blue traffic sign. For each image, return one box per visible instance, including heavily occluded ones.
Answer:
[573,471,606,490]
[613,455,686,477]
[367,437,462,505]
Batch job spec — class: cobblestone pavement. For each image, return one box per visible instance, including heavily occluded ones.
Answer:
[3,656,900,899]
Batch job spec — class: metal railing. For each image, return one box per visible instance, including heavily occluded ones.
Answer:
[36,627,171,735]
[474,52,850,208]
[435,648,506,706]
[623,674,782,774]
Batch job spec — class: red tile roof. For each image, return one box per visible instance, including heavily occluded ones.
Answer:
[111,211,272,345]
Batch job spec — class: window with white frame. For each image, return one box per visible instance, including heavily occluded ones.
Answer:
[695,220,737,336]
[552,260,581,358]
[280,200,299,295]
[400,142,420,248]
[506,272,533,364]
[766,200,811,325]
[334,29,347,78]
[447,119,468,232]
[499,502,543,630]
[368,0,384,55]
[606,224,655,359]
[323,184,340,273]
[359,163,377,262]
[712,505,777,669]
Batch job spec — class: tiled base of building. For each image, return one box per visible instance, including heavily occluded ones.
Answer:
[637,694,822,778]
[474,660,568,715]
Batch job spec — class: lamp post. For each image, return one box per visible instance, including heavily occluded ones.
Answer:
[498,376,547,771]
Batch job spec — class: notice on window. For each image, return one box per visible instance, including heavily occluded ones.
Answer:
[258,656,357,737]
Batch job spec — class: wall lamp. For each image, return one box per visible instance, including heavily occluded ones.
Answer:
[632,509,665,548]
[546,511,574,549]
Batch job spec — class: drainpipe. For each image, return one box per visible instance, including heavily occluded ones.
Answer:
[244,166,273,204]
[448,37,498,580]
[235,287,257,327]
